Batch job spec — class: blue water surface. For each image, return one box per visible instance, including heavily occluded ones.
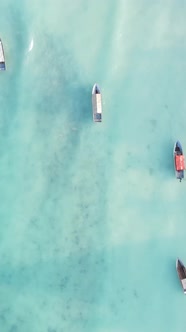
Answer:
[0,0,186,331]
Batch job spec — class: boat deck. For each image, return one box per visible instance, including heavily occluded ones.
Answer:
[177,260,186,280]
[0,42,5,63]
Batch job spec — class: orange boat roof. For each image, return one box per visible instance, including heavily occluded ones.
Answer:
[175,155,185,171]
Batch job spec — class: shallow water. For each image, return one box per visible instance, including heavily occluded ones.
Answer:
[0,1,186,331]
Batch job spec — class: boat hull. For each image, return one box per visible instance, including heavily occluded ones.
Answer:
[0,39,5,71]
[173,141,184,181]
[176,258,186,294]
[92,83,102,122]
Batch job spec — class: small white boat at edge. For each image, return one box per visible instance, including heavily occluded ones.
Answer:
[92,83,102,122]
[0,39,5,70]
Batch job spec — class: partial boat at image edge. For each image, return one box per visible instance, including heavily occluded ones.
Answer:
[176,258,186,294]
[0,39,5,71]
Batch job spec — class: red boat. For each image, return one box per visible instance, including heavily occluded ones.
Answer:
[174,141,185,182]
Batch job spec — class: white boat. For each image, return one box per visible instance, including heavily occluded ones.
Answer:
[92,83,102,122]
[0,39,5,70]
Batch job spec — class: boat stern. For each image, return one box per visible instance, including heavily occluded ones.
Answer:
[93,113,102,122]
[0,62,5,70]
[0,39,5,70]
[176,170,184,182]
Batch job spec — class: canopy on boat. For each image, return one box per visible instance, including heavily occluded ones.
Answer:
[181,278,186,289]
[175,155,185,171]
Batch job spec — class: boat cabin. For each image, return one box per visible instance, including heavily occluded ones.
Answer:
[92,91,102,122]
[181,278,186,293]
[175,155,185,171]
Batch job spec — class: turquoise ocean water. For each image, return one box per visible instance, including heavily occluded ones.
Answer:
[0,0,186,331]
